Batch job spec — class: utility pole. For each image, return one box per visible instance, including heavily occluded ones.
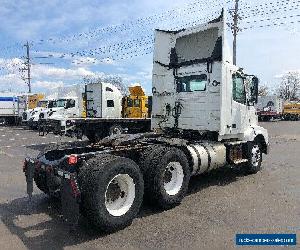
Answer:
[232,0,239,65]
[24,41,31,93]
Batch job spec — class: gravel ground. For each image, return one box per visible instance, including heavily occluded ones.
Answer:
[0,122,299,249]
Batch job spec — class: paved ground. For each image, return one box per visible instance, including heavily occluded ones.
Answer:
[0,122,299,249]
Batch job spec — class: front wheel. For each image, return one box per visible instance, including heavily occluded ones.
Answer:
[244,142,262,174]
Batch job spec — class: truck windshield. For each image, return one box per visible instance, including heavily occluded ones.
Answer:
[48,101,56,108]
[127,98,133,107]
[56,99,68,107]
[37,101,48,107]
[133,99,141,107]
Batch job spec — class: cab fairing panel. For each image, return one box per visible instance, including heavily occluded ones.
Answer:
[151,12,226,133]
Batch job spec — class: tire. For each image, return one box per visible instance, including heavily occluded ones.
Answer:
[141,146,191,209]
[138,145,165,173]
[109,124,123,136]
[78,154,144,232]
[244,141,262,174]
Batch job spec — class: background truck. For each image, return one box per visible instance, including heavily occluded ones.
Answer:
[0,92,21,125]
[0,92,45,125]
[256,95,283,121]
[282,102,300,121]
[37,84,84,130]
[24,12,268,233]
[27,100,58,129]
[47,84,151,141]
[122,85,151,118]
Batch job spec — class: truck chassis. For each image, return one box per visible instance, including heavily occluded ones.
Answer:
[24,131,267,232]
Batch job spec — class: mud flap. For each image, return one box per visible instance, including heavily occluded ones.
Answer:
[61,174,81,229]
[25,160,35,200]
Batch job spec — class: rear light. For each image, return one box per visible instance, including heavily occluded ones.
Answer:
[68,155,78,165]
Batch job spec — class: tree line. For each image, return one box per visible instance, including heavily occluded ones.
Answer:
[259,71,300,101]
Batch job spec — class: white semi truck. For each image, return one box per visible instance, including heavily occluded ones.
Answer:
[36,85,84,130]
[22,100,54,124]
[24,12,268,232]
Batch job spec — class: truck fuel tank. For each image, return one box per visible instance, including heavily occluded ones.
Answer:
[186,142,226,175]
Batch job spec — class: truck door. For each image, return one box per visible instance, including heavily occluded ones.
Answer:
[231,73,248,135]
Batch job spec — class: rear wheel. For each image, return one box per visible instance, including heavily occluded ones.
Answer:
[79,155,144,232]
[141,146,191,209]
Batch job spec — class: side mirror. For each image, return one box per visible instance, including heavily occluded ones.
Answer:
[249,77,259,104]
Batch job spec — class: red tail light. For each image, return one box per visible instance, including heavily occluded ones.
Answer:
[68,155,78,165]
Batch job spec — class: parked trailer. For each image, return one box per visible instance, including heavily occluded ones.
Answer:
[0,93,23,125]
[24,12,268,232]
[256,96,283,121]
[282,102,300,121]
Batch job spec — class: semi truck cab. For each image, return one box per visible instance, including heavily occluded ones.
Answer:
[23,10,268,233]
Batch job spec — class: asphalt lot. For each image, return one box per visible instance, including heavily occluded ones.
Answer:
[0,122,299,249]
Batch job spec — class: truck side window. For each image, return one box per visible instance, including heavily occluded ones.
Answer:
[176,74,207,92]
[232,74,246,104]
[107,100,114,107]
[106,87,113,92]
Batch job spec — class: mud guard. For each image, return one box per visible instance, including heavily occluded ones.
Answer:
[61,174,81,229]
[25,160,35,200]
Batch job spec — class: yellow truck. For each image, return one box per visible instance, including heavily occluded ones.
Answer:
[283,102,300,121]
[28,93,45,109]
[122,85,151,118]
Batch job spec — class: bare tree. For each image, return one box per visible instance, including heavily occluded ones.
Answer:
[258,83,269,96]
[276,71,300,101]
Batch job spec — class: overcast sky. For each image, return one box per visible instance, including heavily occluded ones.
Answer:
[0,0,299,95]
